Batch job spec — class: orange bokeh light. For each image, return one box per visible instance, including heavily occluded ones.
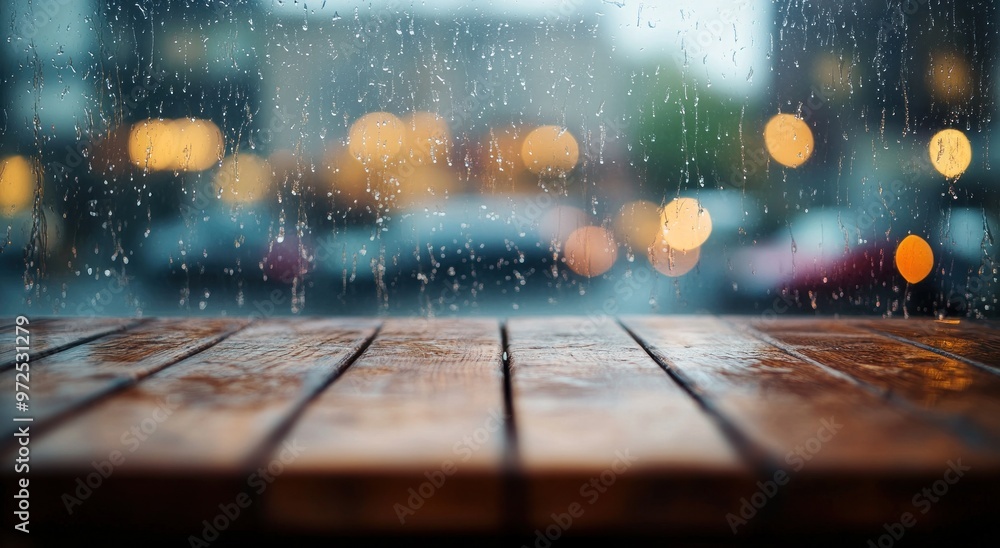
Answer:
[563,226,618,277]
[521,125,579,176]
[764,114,814,168]
[895,234,934,284]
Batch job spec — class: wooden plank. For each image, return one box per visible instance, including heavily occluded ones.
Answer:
[857,319,1000,376]
[506,317,748,534]
[263,318,506,533]
[751,318,1000,442]
[0,318,247,439]
[622,316,999,533]
[19,319,378,530]
[0,317,140,371]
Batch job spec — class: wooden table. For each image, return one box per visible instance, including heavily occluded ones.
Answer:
[2,317,999,545]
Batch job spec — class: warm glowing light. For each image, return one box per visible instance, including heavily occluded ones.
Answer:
[928,129,972,178]
[480,126,527,193]
[928,51,972,103]
[895,235,934,284]
[521,125,579,176]
[129,119,179,171]
[128,118,224,172]
[648,234,700,277]
[404,112,451,165]
[322,147,377,205]
[348,112,405,166]
[659,197,712,252]
[215,154,271,203]
[0,155,36,215]
[563,226,618,277]
[538,205,588,246]
[614,200,662,251]
[173,119,225,171]
[395,165,460,208]
[763,114,814,168]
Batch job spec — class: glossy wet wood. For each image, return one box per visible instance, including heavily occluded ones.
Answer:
[507,317,748,532]
[265,318,506,532]
[27,319,379,470]
[0,317,139,371]
[0,318,246,438]
[3,316,999,538]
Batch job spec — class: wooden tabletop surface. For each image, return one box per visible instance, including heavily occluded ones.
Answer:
[2,316,999,543]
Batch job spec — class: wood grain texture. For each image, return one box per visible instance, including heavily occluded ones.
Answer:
[858,319,1000,376]
[0,318,246,439]
[751,318,1000,443]
[263,318,506,533]
[27,318,379,471]
[507,317,748,533]
[624,316,998,531]
[0,317,140,371]
[16,318,379,531]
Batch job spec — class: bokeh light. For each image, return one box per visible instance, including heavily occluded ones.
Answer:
[659,197,712,252]
[348,112,405,166]
[322,146,379,207]
[648,234,700,277]
[127,118,224,172]
[563,226,618,277]
[928,51,972,103]
[479,126,528,193]
[614,200,662,252]
[172,119,225,171]
[215,154,272,204]
[404,112,451,165]
[538,205,588,246]
[521,125,579,176]
[928,128,972,178]
[0,155,36,215]
[129,119,179,171]
[395,165,460,208]
[895,235,934,284]
[763,114,814,168]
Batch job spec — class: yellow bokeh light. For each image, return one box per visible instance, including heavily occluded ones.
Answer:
[648,234,700,277]
[895,234,934,284]
[480,126,528,193]
[0,155,36,215]
[129,119,179,171]
[763,114,814,168]
[173,119,225,171]
[215,154,272,204]
[563,226,618,277]
[322,147,378,206]
[128,118,224,172]
[928,51,972,103]
[395,165,460,208]
[928,128,972,179]
[521,125,579,176]
[404,112,451,165]
[659,197,712,252]
[614,200,662,251]
[348,112,405,166]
